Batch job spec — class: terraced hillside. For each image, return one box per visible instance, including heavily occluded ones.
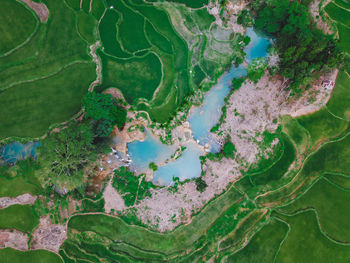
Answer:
[0,0,243,139]
[56,71,350,261]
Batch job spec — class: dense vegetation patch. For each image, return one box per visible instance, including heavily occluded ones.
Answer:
[112,167,154,206]
[252,0,345,93]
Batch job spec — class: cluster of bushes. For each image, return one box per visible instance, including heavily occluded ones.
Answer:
[112,167,154,206]
[251,0,345,93]
[83,92,127,137]
[38,92,127,194]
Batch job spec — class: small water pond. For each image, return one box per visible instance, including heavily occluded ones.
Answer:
[126,28,271,186]
[0,141,41,165]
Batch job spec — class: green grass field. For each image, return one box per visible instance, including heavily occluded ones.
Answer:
[325,173,350,190]
[296,107,348,148]
[325,1,350,54]
[0,0,98,139]
[335,0,350,9]
[225,217,288,263]
[0,205,38,233]
[279,177,350,242]
[0,160,42,197]
[249,133,296,186]
[325,2,350,26]
[0,63,96,139]
[327,71,350,120]
[275,210,350,262]
[0,248,63,263]
[0,0,38,55]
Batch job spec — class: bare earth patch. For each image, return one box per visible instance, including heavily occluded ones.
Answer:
[89,41,102,91]
[0,230,28,251]
[0,193,37,209]
[280,70,338,117]
[103,179,126,213]
[122,70,335,231]
[20,0,49,23]
[310,0,334,35]
[31,216,66,253]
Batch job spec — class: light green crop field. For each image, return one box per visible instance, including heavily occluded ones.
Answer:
[327,71,350,120]
[325,1,350,54]
[0,204,38,233]
[275,210,350,263]
[0,248,63,263]
[0,63,96,139]
[0,0,38,55]
[225,217,288,263]
[279,177,350,242]
[0,0,96,139]
[296,107,348,148]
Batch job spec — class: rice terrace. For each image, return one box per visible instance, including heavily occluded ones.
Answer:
[0,0,350,262]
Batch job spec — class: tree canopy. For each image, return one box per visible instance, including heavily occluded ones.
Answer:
[82,92,127,137]
[39,122,97,192]
[252,0,344,93]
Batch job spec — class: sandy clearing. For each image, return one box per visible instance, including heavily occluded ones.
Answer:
[0,230,28,251]
[30,216,66,253]
[20,0,49,23]
[280,69,338,117]
[103,178,126,213]
[0,193,37,209]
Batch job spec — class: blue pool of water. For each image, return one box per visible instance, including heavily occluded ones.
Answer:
[188,65,247,153]
[127,129,176,174]
[244,27,271,63]
[152,142,203,185]
[127,28,271,185]
[0,141,41,165]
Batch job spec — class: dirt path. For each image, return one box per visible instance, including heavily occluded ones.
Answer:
[20,0,49,23]
[0,193,37,209]
[88,41,102,92]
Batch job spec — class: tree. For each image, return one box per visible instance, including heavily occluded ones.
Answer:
[39,122,97,193]
[247,58,268,83]
[252,0,344,93]
[195,177,208,193]
[149,162,158,171]
[82,92,127,137]
[232,77,245,90]
[223,141,236,158]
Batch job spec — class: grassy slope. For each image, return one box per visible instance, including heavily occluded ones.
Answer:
[275,210,350,263]
[279,177,350,242]
[0,248,63,263]
[0,63,96,139]
[327,71,350,120]
[225,217,288,263]
[0,0,37,55]
[0,205,38,233]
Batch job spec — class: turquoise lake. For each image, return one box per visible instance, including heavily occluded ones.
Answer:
[127,28,271,186]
